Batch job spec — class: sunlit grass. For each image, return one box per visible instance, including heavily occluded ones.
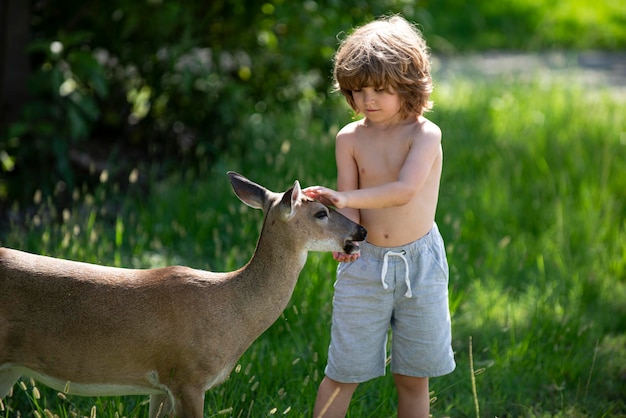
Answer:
[1,72,625,416]
[426,0,626,51]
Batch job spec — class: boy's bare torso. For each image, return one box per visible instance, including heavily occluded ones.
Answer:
[340,116,442,247]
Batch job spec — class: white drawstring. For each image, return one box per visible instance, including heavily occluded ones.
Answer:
[381,250,412,298]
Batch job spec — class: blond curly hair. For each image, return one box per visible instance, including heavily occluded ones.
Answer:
[333,15,433,118]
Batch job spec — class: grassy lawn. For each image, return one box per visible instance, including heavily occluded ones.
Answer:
[423,0,626,51]
[2,64,625,417]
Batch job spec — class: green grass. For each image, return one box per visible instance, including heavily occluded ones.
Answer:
[1,71,625,417]
[429,76,626,416]
[424,0,626,51]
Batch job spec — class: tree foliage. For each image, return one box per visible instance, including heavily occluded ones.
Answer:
[1,0,386,205]
[1,0,624,208]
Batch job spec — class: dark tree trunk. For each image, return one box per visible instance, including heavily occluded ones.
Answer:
[0,0,30,125]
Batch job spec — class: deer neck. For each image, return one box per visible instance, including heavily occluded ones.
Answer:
[245,228,307,293]
[234,222,307,332]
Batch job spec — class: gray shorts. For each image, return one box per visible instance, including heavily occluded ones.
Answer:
[325,223,456,383]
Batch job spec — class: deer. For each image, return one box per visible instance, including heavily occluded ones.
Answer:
[0,171,366,418]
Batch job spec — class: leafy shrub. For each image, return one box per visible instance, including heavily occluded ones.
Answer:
[1,0,624,210]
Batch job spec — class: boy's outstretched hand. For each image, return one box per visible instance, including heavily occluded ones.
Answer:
[302,186,347,209]
[333,251,360,262]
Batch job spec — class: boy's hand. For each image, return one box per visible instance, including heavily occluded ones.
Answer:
[302,186,346,208]
[333,251,360,262]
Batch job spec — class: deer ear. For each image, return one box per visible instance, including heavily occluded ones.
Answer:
[279,180,301,220]
[228,171,267,210]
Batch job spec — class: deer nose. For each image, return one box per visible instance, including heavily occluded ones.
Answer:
[355,225,367,241]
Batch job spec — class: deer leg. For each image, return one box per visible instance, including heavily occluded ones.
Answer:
[149,393,174,418]
[177,386,205,418]
[0,369,20,399]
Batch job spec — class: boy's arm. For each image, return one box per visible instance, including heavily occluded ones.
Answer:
[333,130,361,262]
[334,129,361,223]
[306,124,442,210]
[302,129,361,262]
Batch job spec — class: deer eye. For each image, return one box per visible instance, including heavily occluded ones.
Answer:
[315,209,329,219]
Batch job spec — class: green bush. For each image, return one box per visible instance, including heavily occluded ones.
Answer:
[2,0,625,209]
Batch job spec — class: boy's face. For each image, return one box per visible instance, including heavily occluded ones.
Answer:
[351,86,403,124]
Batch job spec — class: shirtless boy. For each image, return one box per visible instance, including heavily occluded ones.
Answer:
[303,15,456,418]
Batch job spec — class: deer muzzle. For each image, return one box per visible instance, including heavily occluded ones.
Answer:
[343,225,367,254]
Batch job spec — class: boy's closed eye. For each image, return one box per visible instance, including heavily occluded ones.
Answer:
[351,86,390,93]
